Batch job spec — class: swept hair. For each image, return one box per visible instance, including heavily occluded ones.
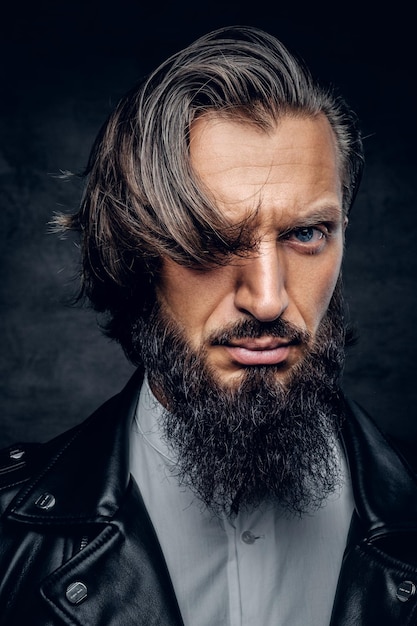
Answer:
[53,25,364,360]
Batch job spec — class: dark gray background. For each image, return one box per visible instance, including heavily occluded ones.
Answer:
[1,1,416,448]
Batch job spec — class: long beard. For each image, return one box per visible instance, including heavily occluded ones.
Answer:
[133,282,348,517]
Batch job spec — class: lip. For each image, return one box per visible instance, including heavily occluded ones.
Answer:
[224,338,292,366]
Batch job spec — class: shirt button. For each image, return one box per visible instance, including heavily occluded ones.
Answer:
[241,530,258,544]
[66,581,88,605]
[396,580,416,602]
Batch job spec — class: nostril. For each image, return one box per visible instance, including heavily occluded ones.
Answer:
[235,288,289,322]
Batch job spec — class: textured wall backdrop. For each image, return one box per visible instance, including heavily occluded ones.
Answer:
[1,2,415,448]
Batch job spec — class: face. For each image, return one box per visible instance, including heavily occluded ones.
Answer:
[156,114,346,388]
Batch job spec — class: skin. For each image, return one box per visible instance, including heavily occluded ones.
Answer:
[156,113,346,388]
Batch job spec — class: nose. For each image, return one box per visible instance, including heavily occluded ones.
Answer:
[234,240,289,322]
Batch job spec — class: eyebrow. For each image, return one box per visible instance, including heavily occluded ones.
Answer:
[223,201,344,236]
[290,205,344,225]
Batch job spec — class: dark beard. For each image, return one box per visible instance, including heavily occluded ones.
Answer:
[133,281,348,518]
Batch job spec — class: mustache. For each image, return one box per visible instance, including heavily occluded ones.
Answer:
[208,317,311,346]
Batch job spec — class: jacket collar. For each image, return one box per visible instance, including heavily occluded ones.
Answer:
[342,396,417,537]
[7,370,417,535]
[7,368,145,525]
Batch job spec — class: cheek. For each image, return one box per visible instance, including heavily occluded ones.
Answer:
[292,254,342,330]
[156,272,197,321]
[156,262,233,338]
[316,257,343,319]
[320,260,341,301]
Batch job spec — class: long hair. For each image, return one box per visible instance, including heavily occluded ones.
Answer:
[54,25,364,361]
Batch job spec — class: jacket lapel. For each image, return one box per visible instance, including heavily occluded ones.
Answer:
[330,398,417,625]
[39,479,184,625]
[5,368,184,625]
[342,397,417,536]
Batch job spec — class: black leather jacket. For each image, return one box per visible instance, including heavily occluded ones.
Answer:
[1,369,417,625]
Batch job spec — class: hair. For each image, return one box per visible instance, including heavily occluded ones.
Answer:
[54,25,364,361]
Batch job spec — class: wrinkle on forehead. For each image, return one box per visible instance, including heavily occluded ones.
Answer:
[189,113,343,226]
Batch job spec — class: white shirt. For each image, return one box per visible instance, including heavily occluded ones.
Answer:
[130,378,354,626]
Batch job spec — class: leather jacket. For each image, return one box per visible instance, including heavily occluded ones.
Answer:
[1,368,417,625]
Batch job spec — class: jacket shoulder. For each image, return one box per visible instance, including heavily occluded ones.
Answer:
[0,368,143,492]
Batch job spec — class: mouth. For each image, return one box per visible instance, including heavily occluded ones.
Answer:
[223,337,295,367]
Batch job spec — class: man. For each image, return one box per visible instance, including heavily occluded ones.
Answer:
[0,25,416,626]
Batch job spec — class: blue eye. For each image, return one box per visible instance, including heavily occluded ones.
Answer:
[293,227,318,243]
[280,225,328,253]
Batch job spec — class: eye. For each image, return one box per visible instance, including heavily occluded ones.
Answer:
[280,225,328,253]
[292,227,324,244]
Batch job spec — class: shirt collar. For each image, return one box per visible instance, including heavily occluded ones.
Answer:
[134,375,178,464]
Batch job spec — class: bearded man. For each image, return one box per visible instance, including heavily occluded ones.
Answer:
[1,25,416,626]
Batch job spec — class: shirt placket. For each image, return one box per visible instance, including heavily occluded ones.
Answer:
[225,511,268,626]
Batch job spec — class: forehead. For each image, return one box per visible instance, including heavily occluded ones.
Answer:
[189,113,343,226]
